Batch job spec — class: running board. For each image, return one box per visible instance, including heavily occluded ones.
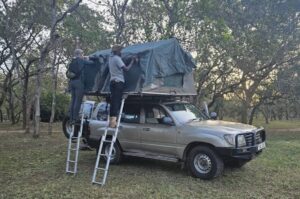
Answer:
[123,152,179,162]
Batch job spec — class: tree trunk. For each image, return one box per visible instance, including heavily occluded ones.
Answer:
[249,104,260,125]
[270,109,276,121]
[48,49,59,134]
[285,101,289,120]
[262,109,269,124]
[278,108,283,120]
[7,74,16,124]
[25,97,34,134]
[6,107,10,122]
[33,55,45,138]
[241,100,248,124]
[11,40,24,126]
[240,81,250,124]
[22,71,29,129]
[0,109,2,122]
[21,61,35,130]
[22,92,27,128]
[0,66,15,123]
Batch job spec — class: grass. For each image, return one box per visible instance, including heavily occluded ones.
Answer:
[253,119,300,130]
[0,122,62,132]
[0,123,300,199]
[223,117,300,130]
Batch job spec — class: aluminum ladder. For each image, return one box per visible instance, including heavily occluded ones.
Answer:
[92,96,126,186]
[66,101,95,174]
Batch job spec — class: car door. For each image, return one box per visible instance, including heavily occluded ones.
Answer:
[117,103,142,151]
[139,104,178,156]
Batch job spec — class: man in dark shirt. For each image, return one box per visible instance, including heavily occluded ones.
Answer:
[69,49,94,124]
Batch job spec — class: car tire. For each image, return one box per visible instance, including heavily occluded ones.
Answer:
[187,146,224,180]
[96,140,123,164]
[225,159,248,168]
[62,116,72,139]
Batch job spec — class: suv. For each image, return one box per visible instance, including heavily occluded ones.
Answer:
[63,98,266,180]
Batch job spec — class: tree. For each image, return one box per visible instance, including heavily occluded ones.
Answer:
[0,0,42,125]
[33,0,82,138]
[189,0,300,123]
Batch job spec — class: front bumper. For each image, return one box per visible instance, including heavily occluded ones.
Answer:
[215,142,265,160]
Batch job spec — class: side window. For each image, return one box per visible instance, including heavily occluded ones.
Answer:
[96,103,109,121]
[145,105,168,124]
[121,104,141,124]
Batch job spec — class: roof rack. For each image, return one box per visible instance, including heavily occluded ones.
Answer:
[85,91,195,104]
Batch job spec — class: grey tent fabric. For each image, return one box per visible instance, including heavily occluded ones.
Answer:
[83,38,196,96]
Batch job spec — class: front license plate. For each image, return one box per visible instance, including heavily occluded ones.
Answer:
[257,142,266,151]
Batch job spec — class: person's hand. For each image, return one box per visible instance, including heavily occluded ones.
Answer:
[133,55,139,62]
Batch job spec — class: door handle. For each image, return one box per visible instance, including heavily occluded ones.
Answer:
[143,127,150,131]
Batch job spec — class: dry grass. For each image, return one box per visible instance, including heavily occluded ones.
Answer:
[253,119,300,130]
[0,123,300,198]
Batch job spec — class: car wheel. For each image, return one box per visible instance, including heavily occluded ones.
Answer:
[96,140,122,164]
[225,159,248,168]
[187,146,224,180]
[62,116,72,139]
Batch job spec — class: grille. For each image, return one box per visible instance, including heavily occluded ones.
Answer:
[255,130,265,144]
[243,133,254,146]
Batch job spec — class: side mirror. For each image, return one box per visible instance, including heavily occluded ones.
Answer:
[210,112,218,120]
[162,116,174,125]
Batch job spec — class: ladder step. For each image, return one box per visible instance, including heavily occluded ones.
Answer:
[68,160,76,163]
[98,153,112,157]
[103,139,113,143]
[66,171,76,174]
[96,167,108,171]
[70,148,77,151]
[92,181,104,185]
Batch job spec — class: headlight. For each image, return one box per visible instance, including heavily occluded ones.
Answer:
[224,134,235,146]
[237,135,246,147]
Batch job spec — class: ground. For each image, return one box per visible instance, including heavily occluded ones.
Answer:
[0,120,300,199]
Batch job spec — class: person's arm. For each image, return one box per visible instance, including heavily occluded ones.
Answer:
[123,58,135,71]
[122,56,138,71]
[82,56,95,65]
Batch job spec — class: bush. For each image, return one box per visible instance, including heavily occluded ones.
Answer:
[40,91,70,122]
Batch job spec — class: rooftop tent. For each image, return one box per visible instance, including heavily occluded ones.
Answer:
[83,38,197,96]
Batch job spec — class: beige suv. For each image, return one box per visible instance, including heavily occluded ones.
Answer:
[65,98,266,180]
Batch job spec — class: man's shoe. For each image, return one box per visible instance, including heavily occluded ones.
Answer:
[71,138,77,143]
[80,144,93,151]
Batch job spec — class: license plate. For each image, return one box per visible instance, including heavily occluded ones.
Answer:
[257,142,266,151]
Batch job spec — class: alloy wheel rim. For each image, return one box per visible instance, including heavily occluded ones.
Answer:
[105,144,116,160]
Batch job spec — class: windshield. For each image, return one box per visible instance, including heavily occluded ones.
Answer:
[164,103,209,123]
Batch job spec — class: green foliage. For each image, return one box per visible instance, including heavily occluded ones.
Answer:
[60,4,112,57]
[1,0,300,125]
[40,91,70,122]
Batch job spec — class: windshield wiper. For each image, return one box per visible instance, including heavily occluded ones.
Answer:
[188,118,199,122]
